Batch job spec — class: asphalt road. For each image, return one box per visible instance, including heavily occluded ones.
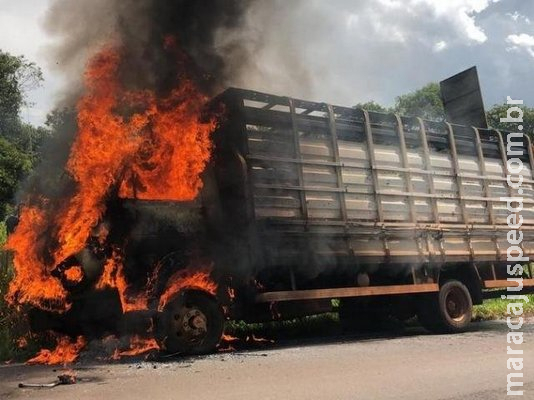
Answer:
[1,320,532,400]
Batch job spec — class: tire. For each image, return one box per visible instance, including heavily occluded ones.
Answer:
[159,291,224,355]
[418,280,473,334]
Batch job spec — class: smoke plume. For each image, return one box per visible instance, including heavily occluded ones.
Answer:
[44,0,259,99]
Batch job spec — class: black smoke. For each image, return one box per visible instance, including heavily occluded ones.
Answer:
[45,0,257,97]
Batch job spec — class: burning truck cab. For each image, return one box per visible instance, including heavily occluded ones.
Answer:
[23,69,534,356]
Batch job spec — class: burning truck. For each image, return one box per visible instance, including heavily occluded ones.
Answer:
[5,55,534,357]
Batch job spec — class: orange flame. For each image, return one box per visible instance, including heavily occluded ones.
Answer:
[118,80,215,201]
[96,250,148,313]
[116,335,160,357]
[5,41,217,313]
[64,266,84,283]
[158,266,217,311]
[5,206,69,311]
[221,334,239,342]
[27,336,86,365]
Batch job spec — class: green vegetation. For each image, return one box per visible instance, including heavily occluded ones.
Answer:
[486,103,534,133]
[394,82,445,121]
[0,50,50,220]
[226,314,341,342]
[473,295,534,321]
[355,82,445,120]
[0,221,6,246]
[356,81,534,138]
[225,296,534,343]
[222,296,534,345]
[1,221,19,361]
[354,100,391,113]
[0,254,14,360]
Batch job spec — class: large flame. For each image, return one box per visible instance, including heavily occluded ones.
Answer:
[4,206,68,311]
[118,79,214,201]
[5,43,217,312]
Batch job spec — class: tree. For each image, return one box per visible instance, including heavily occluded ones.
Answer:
[0,51,43,142]
[0,138,31,218]
[354,83,534,136]
[486,104,534,137]
[0,51,45,219]
[393,82,445,121]
[353,83,446,121]
[354,101,391,113]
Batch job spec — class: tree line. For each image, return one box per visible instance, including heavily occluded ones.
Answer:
[356,82,534,133]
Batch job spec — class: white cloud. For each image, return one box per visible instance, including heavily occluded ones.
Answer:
[506,33,534,58]
[508,33,534,46]
[506,11,531,24]
[412,0,501,43]
[347,0,499,46]
[433,40,448,52]
[344,0,497,48]
[376,0,404,9]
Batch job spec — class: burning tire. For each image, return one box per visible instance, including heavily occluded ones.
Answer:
[417,280,473,334]
[159,291,224,355]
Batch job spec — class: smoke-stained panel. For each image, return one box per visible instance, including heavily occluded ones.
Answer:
[440,67,488,129]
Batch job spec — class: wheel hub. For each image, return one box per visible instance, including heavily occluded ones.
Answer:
[172,306,208,343]
[445,287,468,321]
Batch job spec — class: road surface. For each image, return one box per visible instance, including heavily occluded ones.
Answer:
[1,320,532,400]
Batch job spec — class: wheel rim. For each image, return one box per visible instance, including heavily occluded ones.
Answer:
[445,287,469,321]
[170,305,209,345]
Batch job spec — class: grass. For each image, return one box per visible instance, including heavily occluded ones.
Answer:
[225,295,534,343]
[225,313,341,342]
[473,295,534,321]
[0,221,16,361]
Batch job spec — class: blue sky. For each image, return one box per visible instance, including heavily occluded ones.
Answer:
[1,0,534,126]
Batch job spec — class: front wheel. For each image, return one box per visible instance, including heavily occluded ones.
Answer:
[418,280,473,334]
[158,291,224,355]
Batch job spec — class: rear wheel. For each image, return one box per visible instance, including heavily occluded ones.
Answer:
[159,291,224,355]
[418,280,473,334]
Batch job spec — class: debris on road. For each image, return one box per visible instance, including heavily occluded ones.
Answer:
[18,370,77,389]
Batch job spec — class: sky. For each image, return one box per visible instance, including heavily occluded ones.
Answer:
[0,0,58,125]
[1,0,534,126]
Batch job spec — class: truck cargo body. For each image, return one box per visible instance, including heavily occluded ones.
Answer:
[207,88,534,307]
